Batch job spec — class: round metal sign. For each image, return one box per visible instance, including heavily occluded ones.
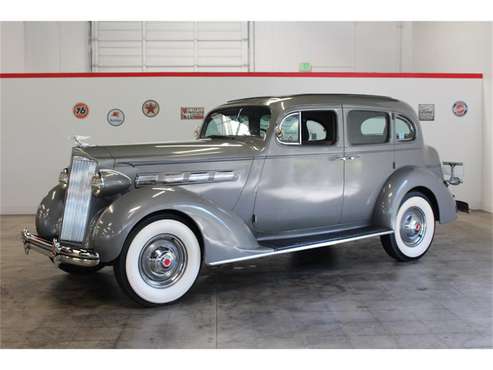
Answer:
[452,101,468,117]
[107,108,125,127]
[142,99,160,118]
[73,102,89,119]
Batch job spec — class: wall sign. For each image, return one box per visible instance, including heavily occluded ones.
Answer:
[142,99,160,118]
[73,102,89,119]
[181,107,205,120]
[452,101,468,117]
[107,108,125,126]
[418,104,435,121]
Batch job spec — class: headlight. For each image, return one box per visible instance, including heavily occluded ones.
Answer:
[59,168,69,188]
[91,169,131,197]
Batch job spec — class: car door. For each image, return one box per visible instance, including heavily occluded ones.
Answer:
[253,107,344,235]
[341,106,395,226]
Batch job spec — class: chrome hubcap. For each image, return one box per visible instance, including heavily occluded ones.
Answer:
[400,207,427,247]
[138,234,187,288]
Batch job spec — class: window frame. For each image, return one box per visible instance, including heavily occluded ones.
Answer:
[346,109,391,146]
[394,114,417,143]
[276,109,338,147]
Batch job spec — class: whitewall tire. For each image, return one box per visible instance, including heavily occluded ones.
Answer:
[381,192,436,261]
[114,214,202,306]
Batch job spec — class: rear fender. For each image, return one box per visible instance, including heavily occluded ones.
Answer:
[373,166,457,229]
[89,187,259,264]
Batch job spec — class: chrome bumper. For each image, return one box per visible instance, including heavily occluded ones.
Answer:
[21,228,100,267]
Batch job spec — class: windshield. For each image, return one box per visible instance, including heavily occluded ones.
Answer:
[200,106,271,140]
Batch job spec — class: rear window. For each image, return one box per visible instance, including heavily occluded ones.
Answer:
[348,110,389,145]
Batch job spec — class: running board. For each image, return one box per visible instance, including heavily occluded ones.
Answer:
[209,226,393,266]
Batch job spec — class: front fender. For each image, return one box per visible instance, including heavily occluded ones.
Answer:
[35,184,65,240]
[89,187,259,264]
[373,166,457,229]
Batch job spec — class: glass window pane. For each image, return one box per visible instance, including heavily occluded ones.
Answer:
[348,111,389,145]
[202,106,271,139]
[301,110,337,145]
[279,114,299,143]
[395,116,415,141]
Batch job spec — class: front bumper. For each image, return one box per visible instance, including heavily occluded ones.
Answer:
[21,228,100,267]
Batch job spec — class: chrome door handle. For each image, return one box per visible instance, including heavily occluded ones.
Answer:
[332,155,360,161]
[331,156,347,161]
[346,155,360,161]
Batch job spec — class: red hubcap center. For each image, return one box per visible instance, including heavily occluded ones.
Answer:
[162,258,172,268]
[415,223,421,232]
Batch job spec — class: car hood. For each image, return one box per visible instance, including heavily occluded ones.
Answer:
[76,137,265,166]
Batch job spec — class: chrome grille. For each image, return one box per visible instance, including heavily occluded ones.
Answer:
[60,156,97,242]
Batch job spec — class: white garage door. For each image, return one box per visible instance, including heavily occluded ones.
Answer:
[91,21,250,72]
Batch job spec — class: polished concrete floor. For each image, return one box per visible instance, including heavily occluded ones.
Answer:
[1,212,492,349]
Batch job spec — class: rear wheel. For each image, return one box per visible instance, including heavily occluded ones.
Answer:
[114,214,202,306]
[381,191,436,261]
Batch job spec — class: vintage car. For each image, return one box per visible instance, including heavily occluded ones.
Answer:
[22,94,457,306]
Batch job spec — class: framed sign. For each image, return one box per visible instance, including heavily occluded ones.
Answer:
[181,107,205,120]
[418,104,435,121]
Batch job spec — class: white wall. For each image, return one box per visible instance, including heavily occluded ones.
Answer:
[1,21,491,212]
[253,22,408,72]
[2,21,410,74]
[1,21,90,73]
[0,75,483,214]
[411,22,493,212]
[1,22,25,72]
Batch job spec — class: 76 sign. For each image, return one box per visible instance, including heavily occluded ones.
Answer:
[73,102,89,119]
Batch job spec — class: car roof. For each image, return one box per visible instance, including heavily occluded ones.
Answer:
[218,94,418,120]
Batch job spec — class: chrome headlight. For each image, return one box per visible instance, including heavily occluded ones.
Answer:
[91,169,131,197]
[59,168,69,188]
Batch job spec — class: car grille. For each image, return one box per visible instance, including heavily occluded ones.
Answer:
[60,156,97,242]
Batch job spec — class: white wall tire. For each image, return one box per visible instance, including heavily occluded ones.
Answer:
[381,192,436,261]
[114,215,201,306]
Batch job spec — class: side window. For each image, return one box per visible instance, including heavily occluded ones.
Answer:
[277,113,300,144]
[395,116,416,142]
[301,110,337,145]
[348,110,389,145]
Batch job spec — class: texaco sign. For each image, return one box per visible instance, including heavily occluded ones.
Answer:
[142,99,160,118]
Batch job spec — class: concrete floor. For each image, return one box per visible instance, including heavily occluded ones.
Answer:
[1,212,492,349]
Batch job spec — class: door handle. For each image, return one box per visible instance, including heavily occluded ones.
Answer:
[331,155,360,161]
[330,156,346,161]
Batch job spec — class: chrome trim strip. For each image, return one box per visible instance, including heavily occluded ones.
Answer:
[135,170,237,187]
[208,230,394,266]
[21,228,100,267]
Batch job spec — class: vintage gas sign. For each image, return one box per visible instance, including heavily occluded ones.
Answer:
[142,99,160,118]
[452,101,468,117]
[107,108,125,126]
[181,107,205,120]
[73,102,89,119]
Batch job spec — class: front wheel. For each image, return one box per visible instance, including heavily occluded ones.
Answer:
[381,192,436,261]
[114,215,202,306]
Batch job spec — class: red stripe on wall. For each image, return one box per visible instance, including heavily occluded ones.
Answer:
[0,72,484,79]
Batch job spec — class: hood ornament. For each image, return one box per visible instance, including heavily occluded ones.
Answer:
[71,135,92,147]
